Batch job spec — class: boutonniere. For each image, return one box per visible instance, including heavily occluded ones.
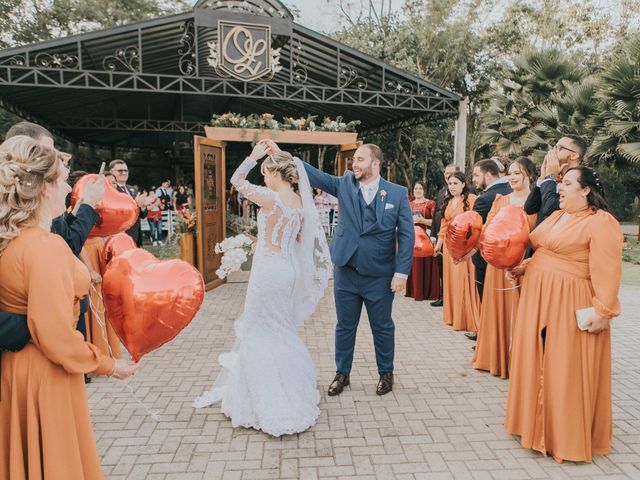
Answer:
[380,189,387,200]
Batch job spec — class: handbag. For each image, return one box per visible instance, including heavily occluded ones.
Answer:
[0,312,30,352]
[413,226,434,257]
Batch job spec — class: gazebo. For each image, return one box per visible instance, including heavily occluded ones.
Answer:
[0,0,462,287]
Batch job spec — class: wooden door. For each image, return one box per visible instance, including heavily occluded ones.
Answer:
[336,141,362,176]
[194,136,226,290]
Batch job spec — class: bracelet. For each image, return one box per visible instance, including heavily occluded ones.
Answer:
[108,362,116,378]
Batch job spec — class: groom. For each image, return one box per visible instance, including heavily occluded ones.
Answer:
[261,140,413,396]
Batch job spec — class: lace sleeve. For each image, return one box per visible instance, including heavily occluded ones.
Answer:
[231,157,274,208]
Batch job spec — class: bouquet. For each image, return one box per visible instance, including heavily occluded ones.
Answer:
[214,234,254,279]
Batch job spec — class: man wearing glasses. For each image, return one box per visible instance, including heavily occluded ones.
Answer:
[109,160,149,246]
[524,135,588,227]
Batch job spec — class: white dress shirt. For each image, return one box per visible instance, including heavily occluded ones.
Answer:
[359,176,381,205]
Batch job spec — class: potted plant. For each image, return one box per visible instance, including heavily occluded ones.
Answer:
[175,208,196,266]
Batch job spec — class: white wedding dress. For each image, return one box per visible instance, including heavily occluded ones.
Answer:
[193,156,331,437]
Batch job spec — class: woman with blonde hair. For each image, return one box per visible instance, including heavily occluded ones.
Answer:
[193,142,331,437]
[0,136,137,480]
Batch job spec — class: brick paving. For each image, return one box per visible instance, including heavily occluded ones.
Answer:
[88,273,640,479]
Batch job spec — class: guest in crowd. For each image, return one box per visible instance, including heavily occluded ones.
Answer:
[104,172,117,187]
[146,190,164,246]
[429,163,460,307]
[2,123,104,375]
[463,158,513,342]
[434,172,479,331]
[109,159,149,246]
[472,157,537,378]
[525,135,587,227]
[314,188,339,232]
[505,166,622,463]
[406,181,440,301]
[0,136,137,479]
[155,179,173,211]
[173,184,191,213]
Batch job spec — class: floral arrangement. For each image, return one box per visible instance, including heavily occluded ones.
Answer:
[227,212,258,236]
[214,234,254,279]
[175,208,196,234]
[211,113,360,132]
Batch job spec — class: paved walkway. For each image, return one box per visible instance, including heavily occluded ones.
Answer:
[89,275,640,480]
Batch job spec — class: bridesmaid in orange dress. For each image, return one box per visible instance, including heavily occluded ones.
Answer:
[434,172,480,331]
[472,157,537,379]
[0,136,137,480]
[406,181,440,301]
[505,166,623,463]
[80,236,122,360]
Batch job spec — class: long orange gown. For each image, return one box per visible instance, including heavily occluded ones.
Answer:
[505,209,623,463]
[0,228,115,480]
[439,194,480,331]
[82,237,122,359]
[472,194,536,379]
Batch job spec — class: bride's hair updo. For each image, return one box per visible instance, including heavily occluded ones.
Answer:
[0,135,63,254]
[261,151,299,189]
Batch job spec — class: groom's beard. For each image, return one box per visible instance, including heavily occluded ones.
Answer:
[354,165,374,182]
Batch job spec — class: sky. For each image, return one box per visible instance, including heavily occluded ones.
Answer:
[283,0,404,33]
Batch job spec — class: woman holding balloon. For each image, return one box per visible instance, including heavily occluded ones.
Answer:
[505,166,623,463]
[406,181,440,301]
[472,157,537,379]
[0,136,137,480]
[434,172,479,331]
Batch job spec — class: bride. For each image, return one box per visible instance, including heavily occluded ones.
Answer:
[193,140,331,437]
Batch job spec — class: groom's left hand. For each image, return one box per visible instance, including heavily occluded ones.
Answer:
[391,277,406,293]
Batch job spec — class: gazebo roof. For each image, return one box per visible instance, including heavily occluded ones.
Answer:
[0,0,461,149]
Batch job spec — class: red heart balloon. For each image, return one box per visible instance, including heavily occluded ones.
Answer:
[101,233,137,274]
[445,210,483,261]
[414,226,435,257]
[480,205,529,269]
[71,174,139,237]
[102,249,205,362]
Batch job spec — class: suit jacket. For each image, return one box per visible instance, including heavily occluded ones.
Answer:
[430,186,448,239]
[472,179,513,271]
[117,184,146,246]
[524,179,559,228]
[304,164,414,278]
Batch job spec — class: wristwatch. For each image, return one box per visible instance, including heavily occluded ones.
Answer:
[545,173,557,182]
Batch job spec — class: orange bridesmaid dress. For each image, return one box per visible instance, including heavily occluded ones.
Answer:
[472,194,536,379]
[438,194,480,331]
[82,237,122,359]
[505,209,623,463]
[0,228,115,480]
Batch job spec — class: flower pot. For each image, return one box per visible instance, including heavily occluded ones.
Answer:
[179,233,195,266]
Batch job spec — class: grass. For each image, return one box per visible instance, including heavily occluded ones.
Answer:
[142,234,180,260]
[623,237,640,265]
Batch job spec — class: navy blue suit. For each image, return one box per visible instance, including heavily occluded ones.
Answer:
[303,163,414,375]
[472,179,512,299]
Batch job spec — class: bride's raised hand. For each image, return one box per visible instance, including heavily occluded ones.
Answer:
[258,139,282,156]
[249,142,269,161]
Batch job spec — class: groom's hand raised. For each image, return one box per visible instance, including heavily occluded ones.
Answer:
[391,277,406,293]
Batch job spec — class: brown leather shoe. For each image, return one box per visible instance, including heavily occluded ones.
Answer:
[376,373,393,395]
[328,373,350,396]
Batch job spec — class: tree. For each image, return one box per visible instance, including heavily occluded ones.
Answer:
[0,0,191,48]
[589,36,640,167]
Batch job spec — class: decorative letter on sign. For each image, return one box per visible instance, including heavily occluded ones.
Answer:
[207,20,282,81]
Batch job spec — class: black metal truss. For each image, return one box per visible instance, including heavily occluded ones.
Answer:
[51,117,208,133]
[0,66,458,114]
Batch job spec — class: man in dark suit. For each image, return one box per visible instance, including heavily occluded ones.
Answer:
[471,159,512,291]
[428,163,460,307]
[109,159,149,246]
[524,135,588,227]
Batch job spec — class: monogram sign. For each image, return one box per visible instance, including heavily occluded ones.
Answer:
[207,21,282,81]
